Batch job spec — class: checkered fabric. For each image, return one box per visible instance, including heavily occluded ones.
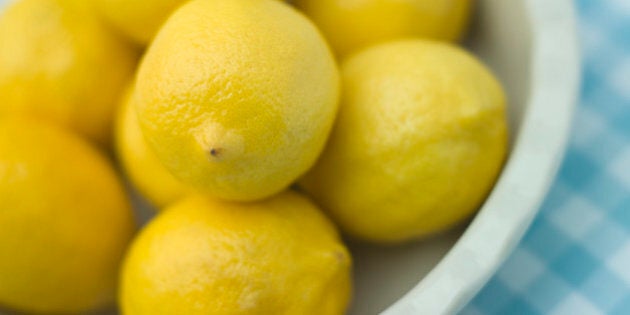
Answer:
[462,0,630,314]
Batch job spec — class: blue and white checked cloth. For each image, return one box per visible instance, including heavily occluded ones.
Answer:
[463,0,630,314]
[1,0,629,314]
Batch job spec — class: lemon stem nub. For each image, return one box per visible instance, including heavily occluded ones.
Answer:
[209,148,222,159]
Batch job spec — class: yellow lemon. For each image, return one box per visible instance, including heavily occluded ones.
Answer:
[92,0,187,45]
[135,0,339,201]
[294,0,472,57]
[0,0,137,144]
[92,0,286,45]
[120,191,352,315]
[115,86,190,208]
[300,40,508,243]
[0,118,135,313]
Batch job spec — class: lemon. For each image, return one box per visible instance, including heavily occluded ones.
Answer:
[135,0,339,201]
[294,0,472,57]
[0,0,137,144]
[92,0,286,45]
[120,191,352,315]
[92,0,187,45]
[0,118,135,313]
[300,40,508,243]
[115,86,189,208]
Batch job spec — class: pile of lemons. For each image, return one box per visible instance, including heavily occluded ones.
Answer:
[0,0,507,314]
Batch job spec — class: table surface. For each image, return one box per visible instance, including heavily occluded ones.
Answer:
[1,0,628,314]
[462,0,630,314]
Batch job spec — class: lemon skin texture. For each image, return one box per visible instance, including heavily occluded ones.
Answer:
[294,0,472,57]
[135,0,340,201]
[115,87,190,208]
[120,191,352,315]
[92,0,286,45]
[0,118,136,313]
[92,0,187,45]
[300,40,508,243]
[0,0,137,144]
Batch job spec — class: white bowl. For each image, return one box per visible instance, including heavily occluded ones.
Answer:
[349,1,580,314]
[0,0,579,314]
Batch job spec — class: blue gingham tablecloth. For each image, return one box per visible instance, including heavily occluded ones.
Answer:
[462,0,630,314]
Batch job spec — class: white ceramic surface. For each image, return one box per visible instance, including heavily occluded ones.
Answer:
[350,1,580,314]
[0,0,579,314]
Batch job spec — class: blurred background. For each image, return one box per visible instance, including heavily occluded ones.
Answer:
[463,0,630,314]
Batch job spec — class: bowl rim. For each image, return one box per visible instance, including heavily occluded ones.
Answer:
[382,0,581,314]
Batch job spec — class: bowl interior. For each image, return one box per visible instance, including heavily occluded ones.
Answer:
[348,1,533,313]
[0,0,535,314]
